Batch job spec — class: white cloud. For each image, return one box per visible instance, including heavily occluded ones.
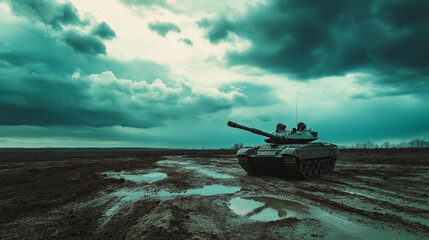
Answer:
[84,71,246,126]
[68,0,259,88]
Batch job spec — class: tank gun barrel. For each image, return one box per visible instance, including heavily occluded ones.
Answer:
[227,121,282,140]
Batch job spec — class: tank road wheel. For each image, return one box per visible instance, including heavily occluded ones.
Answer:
[306,161,313,176]
[318,159,325,174]
[323,159,329,173]
[313,160,319,176]
[317,160,323,174]
[330,157,336,172]
[327,159,332,172]
[328,158,335,172]
[315,160,322,175]
[298,161,307,176]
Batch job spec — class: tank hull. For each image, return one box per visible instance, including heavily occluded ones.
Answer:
[236,143,339,179]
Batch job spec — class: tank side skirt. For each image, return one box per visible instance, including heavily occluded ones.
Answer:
[294,147,338,160]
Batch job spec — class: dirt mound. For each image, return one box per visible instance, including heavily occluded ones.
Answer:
[126,200,190,240]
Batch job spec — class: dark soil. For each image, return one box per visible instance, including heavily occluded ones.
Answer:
[0,148,428,239]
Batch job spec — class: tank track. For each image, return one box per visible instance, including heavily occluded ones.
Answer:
[238,156,336,179]
[238,156,256,175]
[283,156,303,179]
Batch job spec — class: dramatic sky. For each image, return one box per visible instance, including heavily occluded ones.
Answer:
[0,0,428,148]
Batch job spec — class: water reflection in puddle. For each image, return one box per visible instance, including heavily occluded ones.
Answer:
[157,159,191,165]
[184,166,234,179]
[105,185,240,217]
[229,196,308,221]
[228,196,423,239]
[113,185,240,201]
[160,185,240,197]
[104,171,167,183]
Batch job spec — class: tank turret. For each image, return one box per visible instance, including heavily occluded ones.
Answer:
[227,121,318,144]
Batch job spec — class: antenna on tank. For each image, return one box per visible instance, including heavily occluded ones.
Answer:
[295,97,298,125]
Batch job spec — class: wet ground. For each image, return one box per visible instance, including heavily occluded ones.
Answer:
[0,148,428,239]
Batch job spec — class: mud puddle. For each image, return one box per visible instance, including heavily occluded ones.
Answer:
[229,196,308,221]
[330,188,429,226]
[103,157,238,218]
[312,208,424,240]
[105,185,240,217]
[104,171,167,183]
[159,185,240,197]
[156,159,191,165]
[229,196,424,239]
[157,157,235,179]
[113,185,241,201]
[184,166,234,179]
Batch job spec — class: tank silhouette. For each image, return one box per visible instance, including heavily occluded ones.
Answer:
[227,121,338,178]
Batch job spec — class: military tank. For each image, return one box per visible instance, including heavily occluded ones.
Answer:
[227,121,338,179]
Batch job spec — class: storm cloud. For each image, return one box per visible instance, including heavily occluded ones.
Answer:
[180,38,193,46]
[0,1,245,129]
[148,22,181,37]
[64,31,106,55]
[199,0,429,94]
[6,0,85,29]
[4,0,115,57]
[91,22,116,40]
[0,69,244,128]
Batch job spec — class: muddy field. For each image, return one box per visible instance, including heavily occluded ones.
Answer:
[0,148,428,240]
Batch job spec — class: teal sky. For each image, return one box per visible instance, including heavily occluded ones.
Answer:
[0,0,428,148]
